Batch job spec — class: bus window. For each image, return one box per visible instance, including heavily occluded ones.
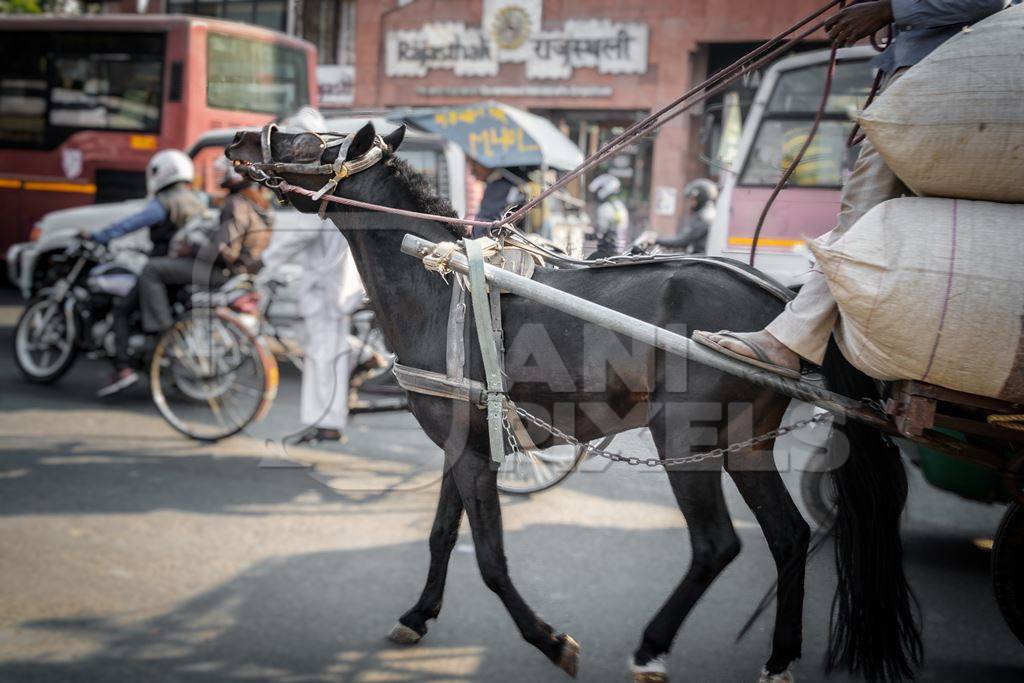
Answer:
[0,34,48,146]
[0,31,164,149]
[206,33,310,115]
[739,58,873,188]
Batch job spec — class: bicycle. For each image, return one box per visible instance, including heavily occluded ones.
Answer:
[151,273,405,442]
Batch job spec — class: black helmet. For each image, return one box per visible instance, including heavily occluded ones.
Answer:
[684,178,718,208]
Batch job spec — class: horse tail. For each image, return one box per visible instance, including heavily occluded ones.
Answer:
[820,340,923,682]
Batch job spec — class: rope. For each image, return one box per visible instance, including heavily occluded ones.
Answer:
[989,414,1024,432]
[278,181,496,231]
[749,41,839,266]
[268,0,846,240]
[500,0,846,225]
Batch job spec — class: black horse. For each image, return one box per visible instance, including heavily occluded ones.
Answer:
[226,122,922,682]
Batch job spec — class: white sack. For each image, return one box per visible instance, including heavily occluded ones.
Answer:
[858,4,1024,203]
[811,197,1024,402]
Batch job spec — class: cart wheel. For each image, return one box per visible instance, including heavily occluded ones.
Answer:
[992,502,1024,647]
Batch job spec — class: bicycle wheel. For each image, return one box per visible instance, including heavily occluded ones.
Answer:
[151,308,278,442]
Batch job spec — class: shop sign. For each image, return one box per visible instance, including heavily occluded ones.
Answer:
[415,84,613,98]
[317,65,356,107]
[654,186,678,217]
[385,0,648,80]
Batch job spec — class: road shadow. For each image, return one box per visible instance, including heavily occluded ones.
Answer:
[2,521,1022,683]
[0,440,445,517]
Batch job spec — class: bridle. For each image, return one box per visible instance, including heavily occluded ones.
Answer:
[233,123,390,205]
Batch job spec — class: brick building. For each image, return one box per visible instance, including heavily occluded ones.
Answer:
[112,0,829,232]
[344,0,830,232]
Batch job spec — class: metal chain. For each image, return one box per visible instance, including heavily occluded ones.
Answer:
[506,400,833,468]
[501,408,523,461]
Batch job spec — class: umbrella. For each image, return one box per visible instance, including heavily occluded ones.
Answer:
[395,101,584,171]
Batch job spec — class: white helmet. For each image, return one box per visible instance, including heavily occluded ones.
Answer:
[146,149,194,195]
[279,106,326,133]
[588,173,622,201]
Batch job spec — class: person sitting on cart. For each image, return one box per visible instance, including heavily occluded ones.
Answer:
[82,149,206,397]
[692,0,1009,378]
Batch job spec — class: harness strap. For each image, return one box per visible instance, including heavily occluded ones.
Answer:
[466,238,507,465]
[446,278,467,381]
[393,363,485,405]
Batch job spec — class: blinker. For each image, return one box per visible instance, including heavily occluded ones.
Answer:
[291,132,327,163]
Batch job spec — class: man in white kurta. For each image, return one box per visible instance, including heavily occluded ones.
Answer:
[261,215,365,440]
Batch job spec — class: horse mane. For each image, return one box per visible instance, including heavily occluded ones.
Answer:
[382,156,463,237]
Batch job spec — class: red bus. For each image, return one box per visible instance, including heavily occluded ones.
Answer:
[0,14,317,256]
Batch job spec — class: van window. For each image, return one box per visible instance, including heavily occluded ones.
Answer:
[739,58,873,188]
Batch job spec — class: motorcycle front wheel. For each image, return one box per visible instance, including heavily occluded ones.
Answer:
[13,295,78,384]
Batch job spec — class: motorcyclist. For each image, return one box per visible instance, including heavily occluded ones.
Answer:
[587,173,629,259]
[654,178,718,253]
[82,149,206,396]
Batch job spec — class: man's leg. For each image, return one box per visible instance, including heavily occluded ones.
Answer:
[112,284,140,370]
[97,284,143,396]
[138,257,188,333]
[139,257,224,333]
[300,312,350,436]
[700,93,910,368]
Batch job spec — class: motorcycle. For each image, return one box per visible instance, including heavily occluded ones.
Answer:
[13,239,151,384]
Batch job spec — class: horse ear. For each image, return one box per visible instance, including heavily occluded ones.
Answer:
[346,122,376,160]
[383,125,406,154]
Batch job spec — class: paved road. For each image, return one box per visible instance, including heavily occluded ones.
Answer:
[0,292,1021,682]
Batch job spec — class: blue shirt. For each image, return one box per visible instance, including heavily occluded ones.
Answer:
[90,198,168,245]
[875,0,1010,72]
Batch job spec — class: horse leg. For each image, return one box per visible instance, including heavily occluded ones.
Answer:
[389,465,464,644]
[631,429,741,682]
[449,447,580,677]
[729,463,810,681]
[724,398,808,682]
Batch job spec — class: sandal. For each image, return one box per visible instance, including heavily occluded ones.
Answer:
[692,330,801,379]
[285,427,347,446]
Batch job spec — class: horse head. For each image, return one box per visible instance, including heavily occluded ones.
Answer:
[225,121,407,212]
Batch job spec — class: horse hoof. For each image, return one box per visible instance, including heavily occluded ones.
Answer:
[758,668,794,683]
[630,655,668,683]
[387,622,422,645]
[556,634,580,678]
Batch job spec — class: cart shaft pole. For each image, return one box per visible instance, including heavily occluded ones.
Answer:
[401,234,888,429]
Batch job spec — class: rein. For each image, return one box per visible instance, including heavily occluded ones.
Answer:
[241,0,853,258]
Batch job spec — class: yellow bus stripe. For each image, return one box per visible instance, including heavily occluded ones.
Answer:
[22,181,97,194]
[0,178,21,189]
[728,236,806,248]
